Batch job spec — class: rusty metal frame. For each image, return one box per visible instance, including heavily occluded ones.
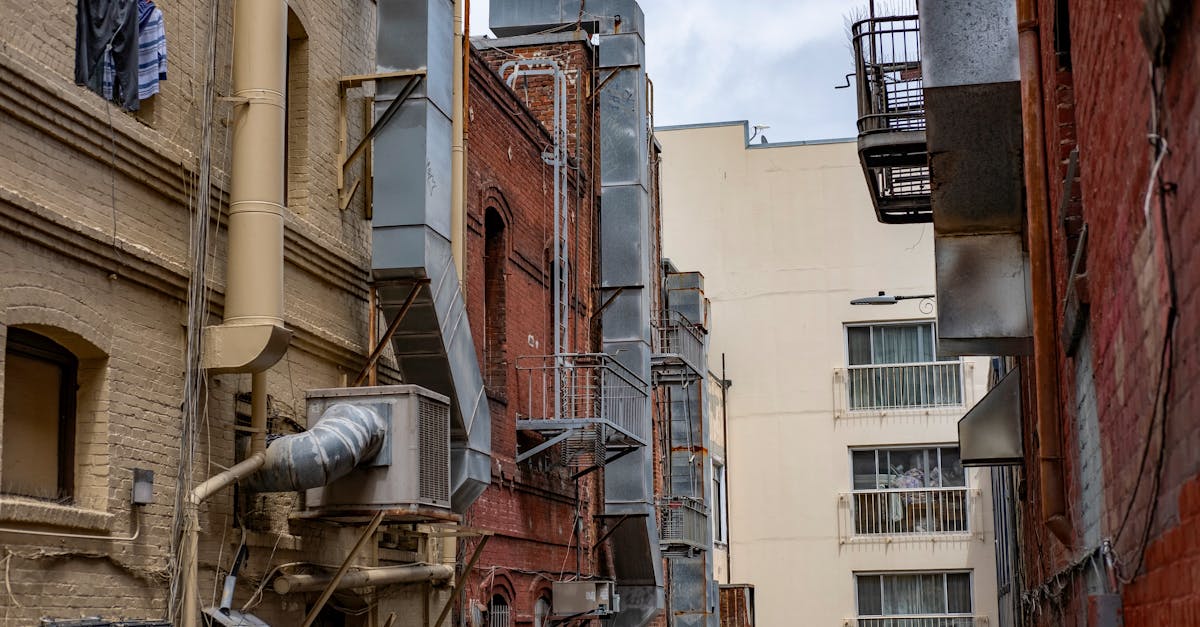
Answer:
[353,280,428,386]
[300,510,386,627]
[337,69,427,212]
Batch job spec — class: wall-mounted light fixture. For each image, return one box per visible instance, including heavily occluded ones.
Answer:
[851,291,937,314]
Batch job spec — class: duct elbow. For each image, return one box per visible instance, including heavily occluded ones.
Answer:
[203,323,292,374]
[244,403,388,493]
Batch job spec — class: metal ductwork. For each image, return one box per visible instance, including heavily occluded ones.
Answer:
[203,0,292,374]
[920,0,1032,356]
[243,404,387,493]
[373,0,491,513]
[489,2,663,624]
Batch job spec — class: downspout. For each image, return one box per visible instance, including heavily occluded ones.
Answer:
[1017,0,1072,546]
[202,0,292,374]
[451,0,466,280]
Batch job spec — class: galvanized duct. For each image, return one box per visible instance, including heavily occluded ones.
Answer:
[243,404,387,493]
[373,0,492,513]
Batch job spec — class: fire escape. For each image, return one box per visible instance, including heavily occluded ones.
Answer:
[851,13,931,224]
[654,274,710,556]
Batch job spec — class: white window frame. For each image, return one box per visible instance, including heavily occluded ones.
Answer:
[853,570,975,621]
[712,458,728,546]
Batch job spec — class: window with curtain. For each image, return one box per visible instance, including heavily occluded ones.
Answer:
[856,572,974,626]
[845,321,962,410]
[850,446,969,535]
[2,327,78,501]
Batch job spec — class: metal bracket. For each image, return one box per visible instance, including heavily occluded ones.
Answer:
[516,429,576,464]
[337,70,426,212]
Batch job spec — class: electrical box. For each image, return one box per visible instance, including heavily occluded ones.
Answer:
[552,581,618,616]
[304,385,451,517]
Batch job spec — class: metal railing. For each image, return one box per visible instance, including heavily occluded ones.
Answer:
[851,15,925,136]
[653,311,705,375]
[834,362,967,415]
[659,496,709,549]
[839,488,979,541]
[848,617,984,627]
[516,353,648,442]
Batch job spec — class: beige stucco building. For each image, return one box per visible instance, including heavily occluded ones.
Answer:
[658,122,1000,627]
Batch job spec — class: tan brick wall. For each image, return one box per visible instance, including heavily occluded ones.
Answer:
[0,0,387,622]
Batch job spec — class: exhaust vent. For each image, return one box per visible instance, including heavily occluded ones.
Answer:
[419,395,451,504]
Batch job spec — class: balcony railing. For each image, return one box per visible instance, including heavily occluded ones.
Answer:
[659,496,709,551]
[850,14,931,224]
[515,353,649,445]
[834,362,971,417]
[847,616,985,627]
[652,311,705,376]
[839,488,981,543]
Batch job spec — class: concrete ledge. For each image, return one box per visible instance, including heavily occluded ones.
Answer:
[0,496,114,532]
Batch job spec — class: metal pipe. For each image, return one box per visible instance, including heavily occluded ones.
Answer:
[181,452,268,627]
[203,0,292,374]
[0,507,141,542]
[242,403,387,493]
[273,564,454,593]
[1017,0,1071,545]
[451,0,466,280]
[251,370,268,454]
[300,510,386,627]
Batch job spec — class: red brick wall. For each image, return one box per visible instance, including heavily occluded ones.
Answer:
[1018,1,1200,624]
[459,44,606,624]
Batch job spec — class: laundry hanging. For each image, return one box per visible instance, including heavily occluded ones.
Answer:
[76,0,167,110]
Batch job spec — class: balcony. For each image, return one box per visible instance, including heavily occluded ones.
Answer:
[838,487,981,543]
[652,311,705,379]
[515,353,648,468]
[850,14,931,224]
[659,496,709,553]
[833,361,972,418]
[847,617,985,627]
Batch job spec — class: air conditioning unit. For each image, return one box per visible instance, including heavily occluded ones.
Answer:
[304,385,451,517]
[552,581,619,616]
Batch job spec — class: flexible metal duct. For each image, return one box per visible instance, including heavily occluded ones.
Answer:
[243,404,388,493]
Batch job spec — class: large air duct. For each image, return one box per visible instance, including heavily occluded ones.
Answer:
[242,404,388,493]
[203,0,292,374]
[489,3,663,624]
[373,0,491,513]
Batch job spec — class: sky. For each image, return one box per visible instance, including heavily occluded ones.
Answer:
[470,0,869,143]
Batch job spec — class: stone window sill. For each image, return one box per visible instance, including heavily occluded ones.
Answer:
[0,496,113,532]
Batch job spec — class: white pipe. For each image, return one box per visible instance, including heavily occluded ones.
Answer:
[0,508,141,542]
[273,564,454,594]
[451,0,466,279]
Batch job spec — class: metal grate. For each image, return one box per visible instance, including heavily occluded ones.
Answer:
[489,597,511,627]
[417,395,450,506]
[562,424,606,471]
[851,15,924,136]
[652,310,705,376]
[658,496,709,551]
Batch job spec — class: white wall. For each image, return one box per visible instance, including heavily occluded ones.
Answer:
[659,123,999,627]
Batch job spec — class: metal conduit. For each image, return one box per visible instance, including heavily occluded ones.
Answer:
[273,564,453,594]
[242,403,388,493]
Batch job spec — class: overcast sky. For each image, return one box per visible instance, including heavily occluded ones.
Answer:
[470,0,868,142]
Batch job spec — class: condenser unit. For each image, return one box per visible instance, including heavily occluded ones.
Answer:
[552,581,619,616]
[303,385,451,518]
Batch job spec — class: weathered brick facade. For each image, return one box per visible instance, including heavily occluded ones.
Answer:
[1014,1,1200,625]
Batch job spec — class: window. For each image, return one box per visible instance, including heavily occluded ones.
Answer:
[2,328,78,501]
[484,208,508,392]
[534,597,551,627]
[713,460,728,545]
[285,9,309,210]
[845,321,962,410]
[850,446,968,535]
[488,595,510,627]
[856,572,974,626]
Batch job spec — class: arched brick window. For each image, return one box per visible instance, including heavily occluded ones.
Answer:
[487,594,510,627]
[484,208,508,391]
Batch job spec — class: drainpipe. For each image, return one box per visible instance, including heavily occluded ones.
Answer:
[1017,0,1071,546]
[181,452,268,627]
[451,0,466,279]
[203,0,292,375]
[273,564,454,593]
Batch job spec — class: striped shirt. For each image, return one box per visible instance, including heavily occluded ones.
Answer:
[102,0,166,104]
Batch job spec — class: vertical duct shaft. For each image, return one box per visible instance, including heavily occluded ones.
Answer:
[203,0,292,374]
[1017,0,1071,545]
[451,0,466,279]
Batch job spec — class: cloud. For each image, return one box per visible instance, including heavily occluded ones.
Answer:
[471,0,866,141]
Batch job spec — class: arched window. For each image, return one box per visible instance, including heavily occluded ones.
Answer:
[534,596,552,627]
[484,208,508,391]
[2,327,78,500]
[488,594,510,627]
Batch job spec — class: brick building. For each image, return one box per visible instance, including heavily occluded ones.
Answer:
[0,0,726,625]
[850,1,1199,625]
